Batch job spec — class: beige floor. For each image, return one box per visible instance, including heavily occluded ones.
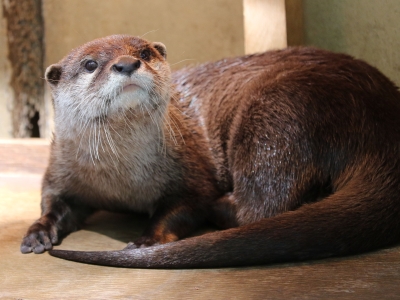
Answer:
[1,139,400,299]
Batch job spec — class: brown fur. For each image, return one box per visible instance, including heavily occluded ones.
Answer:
[21,35,400,268]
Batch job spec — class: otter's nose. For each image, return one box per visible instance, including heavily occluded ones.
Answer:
[112,56,141,76]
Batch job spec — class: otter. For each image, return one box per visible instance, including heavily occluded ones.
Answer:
[21,35,400,268]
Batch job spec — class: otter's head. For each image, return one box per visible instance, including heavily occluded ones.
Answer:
[45,35,170,133]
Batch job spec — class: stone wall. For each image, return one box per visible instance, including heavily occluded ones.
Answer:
[0,2,12,138]
[2,0,44,137]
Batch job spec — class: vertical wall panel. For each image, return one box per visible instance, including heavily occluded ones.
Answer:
[2,0,44,137]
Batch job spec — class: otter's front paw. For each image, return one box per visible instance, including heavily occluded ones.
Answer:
[21,222,58,254]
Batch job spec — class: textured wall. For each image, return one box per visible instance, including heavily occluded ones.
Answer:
[0,3,12,138]
[304,0,400,86]
[2,0,44,138]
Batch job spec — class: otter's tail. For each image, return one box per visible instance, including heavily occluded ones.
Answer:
[48,181,400,269]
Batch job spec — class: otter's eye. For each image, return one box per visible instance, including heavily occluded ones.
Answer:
[84,60,98,72]
[140,49,151,61]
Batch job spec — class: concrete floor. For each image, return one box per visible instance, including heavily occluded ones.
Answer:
[1,139,400,299]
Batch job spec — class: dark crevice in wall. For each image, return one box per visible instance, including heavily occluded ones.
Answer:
[2,0,44,137]
[30,111,40,138]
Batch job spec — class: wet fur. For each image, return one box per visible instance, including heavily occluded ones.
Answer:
[21,35,400,268]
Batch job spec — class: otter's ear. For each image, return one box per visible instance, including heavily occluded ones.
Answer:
[45,64,62,86]
[152,42,167,59]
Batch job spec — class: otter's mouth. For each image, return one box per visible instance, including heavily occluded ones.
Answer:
[121,83,140,93]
